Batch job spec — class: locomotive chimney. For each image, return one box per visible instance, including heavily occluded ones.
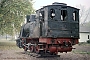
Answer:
[26,15,30,23]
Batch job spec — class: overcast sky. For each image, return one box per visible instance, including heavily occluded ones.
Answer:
[33,0,90,10]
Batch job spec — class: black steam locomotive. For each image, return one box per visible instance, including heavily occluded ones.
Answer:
[16,2,79,55]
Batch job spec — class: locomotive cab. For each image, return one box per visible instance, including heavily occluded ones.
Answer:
[36,2,79,39]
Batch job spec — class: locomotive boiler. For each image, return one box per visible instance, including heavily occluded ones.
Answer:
[16,2,79,55]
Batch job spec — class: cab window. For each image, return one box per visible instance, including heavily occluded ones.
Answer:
[61,10,67,21]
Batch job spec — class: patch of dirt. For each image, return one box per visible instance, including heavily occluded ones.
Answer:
[59,52,90,60]
[0,40,90,60]
[0,53,2,56]
[0,49,28,60]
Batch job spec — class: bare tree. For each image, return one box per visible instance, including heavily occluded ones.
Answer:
[76,5,90,24]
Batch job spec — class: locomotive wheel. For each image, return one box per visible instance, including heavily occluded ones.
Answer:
[30,46,34,53]
[35,47,40,54]
[35,49,39,54]
[24,47,28,51]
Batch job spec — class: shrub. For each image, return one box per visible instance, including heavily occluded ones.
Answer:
[87,39,90,44]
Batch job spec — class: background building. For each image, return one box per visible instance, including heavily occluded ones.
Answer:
[79,24,90,42]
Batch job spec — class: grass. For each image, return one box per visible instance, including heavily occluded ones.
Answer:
[72,51,90,55]
[0,40,20,50]
[78,42,90,46]
[72,42,90,55]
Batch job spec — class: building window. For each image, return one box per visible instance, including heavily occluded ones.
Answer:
[88,35,89,39]
[61,10,67,21]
